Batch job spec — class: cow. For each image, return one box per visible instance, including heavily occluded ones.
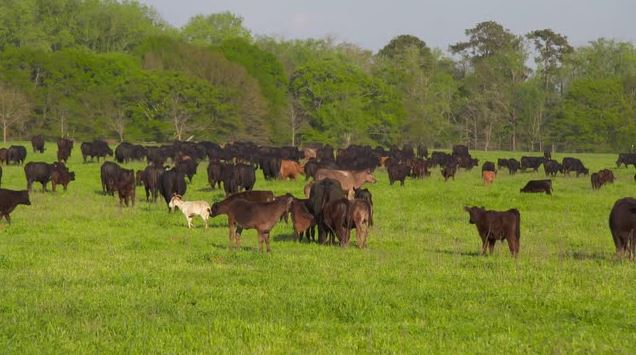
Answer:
[115,142,146,163]
[159,168,187,211]
[142,165,164,202]
[56,138,73,163]
[0,188,31,223]
[591,173,601,190]
[347,199,372,248]
[520,180,552,195]
[417,144,428,159]
[175,157,198,183]
[543,160,563,177]
[507,158,520,175]
[562,157,588,176]
[441,162,457,182]
[24,162,72,192]
[210,195,293,253]
[308,178,347,244]
[430,152,452,168]
[289,198,315,242]
[100,161,123,195]
[279,160,303,180]
[116,168,136,207]
[520,156,543,172]
[592,169,615,190]
[323,197,350,245]
[314,168,376,199]
[387,162,410,186]
[0,148,7,164]
[482,161,496,172]
[609,198,636,259]
[464,206,521,257]
[237,163,256,191]
[616,153,636,168]
[411,159,430,178]
[207,161,223,190]
[497,159,509,170]
[7,145,27,165]
[81,140,113,163]
[50,164,75,192]
[31,135,45,153]
[482,171,496,186]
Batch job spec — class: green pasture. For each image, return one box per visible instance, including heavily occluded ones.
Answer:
[1,142,635,353]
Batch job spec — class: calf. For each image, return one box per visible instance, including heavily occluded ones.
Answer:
[411,159,430,178]
[50,165,75,192]
[210,195,293,253]
[142,165,164,202]
[592,169,615,190]
[441,162,457,182]
[348,199,372,248]
[116,168,136,207]
[169,194,211,228]
[290,198,315,242]
[323,197,350,245]
[31,135,45,153]
[0,188,31,223]
[609,198,636,259]
[100,161,123,195]
[280,160,303,180]
[464,206,521,257]
[482,171,496,186]
[520,179,552,195]
[543,160,563,177]
[507,158,520,175]
[481,161,496,172]
[0,148,6,164]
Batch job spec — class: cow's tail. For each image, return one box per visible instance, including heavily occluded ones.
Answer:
[512,209,521,242]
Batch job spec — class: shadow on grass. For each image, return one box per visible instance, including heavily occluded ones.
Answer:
[426,248,482,257]
[559,250,610,261]
[273,233,297,242]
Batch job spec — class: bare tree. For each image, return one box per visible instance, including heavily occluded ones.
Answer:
[168,93,191,141]
[0,83,30,143]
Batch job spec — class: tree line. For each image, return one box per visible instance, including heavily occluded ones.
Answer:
[0,0,634,152]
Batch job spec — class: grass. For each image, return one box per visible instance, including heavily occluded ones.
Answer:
[1,142,636,353]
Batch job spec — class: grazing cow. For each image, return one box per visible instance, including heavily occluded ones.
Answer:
[279,160,303,180]
[7,145,27,165]
[24,162,71,192]
[159,168,187,211]
[116,168,136,207]
[497,159,509,170]
[411,159,430,178]
[387,163,410,186]
[0,188,31,223]
[56,138,73,163]
[314,168,376,199]
[592,169,615,190]
[176,157,198,183]
[81,140,113,163]
[464,206,521,257]
[520,156,543,172]
[543,160,563,177]
[210,195,293,253]
[609,198,636,259]
[429,152,452,168]
[520,179,552,195]
[441,162,457,182]
[100,161,123,195]
[543,150,552,160]
[31,135,45,153]
[290,198,315,242]
[591,173,601,190]
[482,161,496,172]
[260,158,281,180]
[616,153,636,168]
[0,148,7,164]
[482,171,496,186]
[50,165,75,192]
[169,194,211,228]
[562,157,588,176]
[115,142,146,163]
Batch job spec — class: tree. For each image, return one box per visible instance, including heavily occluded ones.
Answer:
[0,83,30,143]
[181,12,251,46]
[526,29,573,91]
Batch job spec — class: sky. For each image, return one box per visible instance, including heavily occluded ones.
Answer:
[140,0,635,52]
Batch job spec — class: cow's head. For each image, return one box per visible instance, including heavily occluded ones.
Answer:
[364,169,377,184]
[463,206,485,224]
[19,191,31,206]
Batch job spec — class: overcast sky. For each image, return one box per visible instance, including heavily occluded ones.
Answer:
[140,0,635,52]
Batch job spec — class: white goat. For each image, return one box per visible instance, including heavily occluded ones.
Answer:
[169,194,211,229]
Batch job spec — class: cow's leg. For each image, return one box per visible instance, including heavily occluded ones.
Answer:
[481,237,488,255]
[51,182,56,192]
[203,215,209,229]
[187,216,192,228]
[265,231,271,253]
[506,236,518,257]
[258,232,264,253]
[487,239,496,255]
[5,214,10,224]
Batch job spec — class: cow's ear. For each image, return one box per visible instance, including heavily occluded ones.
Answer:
[463,206,470,212]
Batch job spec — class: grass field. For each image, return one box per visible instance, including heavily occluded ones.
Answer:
[1,142,636,353]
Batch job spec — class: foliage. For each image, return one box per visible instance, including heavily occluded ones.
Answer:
[181,11,251,46]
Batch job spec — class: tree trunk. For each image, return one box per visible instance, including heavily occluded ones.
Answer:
[3,121,7,144]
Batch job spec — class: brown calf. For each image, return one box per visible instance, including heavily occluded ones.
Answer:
[464,206,521,257]
[482,171,496,186]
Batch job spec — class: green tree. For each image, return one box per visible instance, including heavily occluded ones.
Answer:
[181,12,251,46]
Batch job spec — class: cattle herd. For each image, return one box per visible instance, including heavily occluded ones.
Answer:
[0,138,635,258]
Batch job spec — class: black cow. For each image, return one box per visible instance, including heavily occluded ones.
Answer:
[7,145,27,165]
[56,138,73,163]
[31,135,45,153]
[497,159,509,170]
[482,161,496,172]
[100,161,123,195]
[0,188,31,223]
[507,158,520,175]
[464,206,521,257]
[159,168,187,211]
[520,179,552,195]
[81,140,113,163]
[142,165,164,202]
[176,157,198,182]
[543,160,563,177]
[309,178,346,244]
[430,152,452,168]
[236,164,256,191]
[24,162,54,191]
[609,197,636,259]
[520,156,543,172]
[616,153,636,168]
[387,163,410,186]
[562,157,588,176]
[115,142,146,163]
[441,162,457,182]
[207,161,223,189]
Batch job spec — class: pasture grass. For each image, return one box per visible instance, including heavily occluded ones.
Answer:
[1,142,636,353]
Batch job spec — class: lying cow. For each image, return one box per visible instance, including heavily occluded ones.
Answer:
[464,206,521,257]
[520,179,552,195]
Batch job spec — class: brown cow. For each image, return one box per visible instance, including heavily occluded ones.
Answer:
[609,197,636,259]
[348,199,372,248]
[210,195,293,253]
[314,168,376,199]
[280,160,304,180]
[464,206,521,257]
[117,169,136,207]
[482,171,496,186]
[290,198,315,242]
